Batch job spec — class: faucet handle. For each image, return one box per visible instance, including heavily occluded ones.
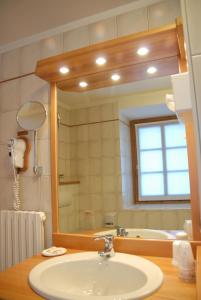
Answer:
[116,226,128,237]
[94,234,114,246]
[94,234,114,257]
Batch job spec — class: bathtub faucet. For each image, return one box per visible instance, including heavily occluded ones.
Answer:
[116,226,128,237]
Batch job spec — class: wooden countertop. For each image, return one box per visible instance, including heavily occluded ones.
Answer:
[0,249,196,300]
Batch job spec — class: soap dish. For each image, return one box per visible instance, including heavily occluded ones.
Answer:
[42,246,67,257]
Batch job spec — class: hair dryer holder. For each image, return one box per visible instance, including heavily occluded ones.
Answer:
[33,130,43,176]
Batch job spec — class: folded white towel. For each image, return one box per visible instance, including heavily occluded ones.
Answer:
[172,240,195,282]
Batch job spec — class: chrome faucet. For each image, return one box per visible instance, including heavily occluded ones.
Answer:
[94,234,115,258]
[116,226,128,237]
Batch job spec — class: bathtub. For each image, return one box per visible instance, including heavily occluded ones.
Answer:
[95,228,174,239]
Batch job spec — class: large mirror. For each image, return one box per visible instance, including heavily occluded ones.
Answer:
[57,75,192,240]
[35,21,199,243]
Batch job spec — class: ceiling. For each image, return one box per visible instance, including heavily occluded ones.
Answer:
[0,0,137,46]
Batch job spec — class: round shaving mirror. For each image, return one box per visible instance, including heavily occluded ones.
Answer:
[17,101,46,131]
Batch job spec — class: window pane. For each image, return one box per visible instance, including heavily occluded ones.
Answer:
[166,148,189,171]
[167,172,190,195]
[138,126,161,150]
[165,123,186,147]
[140,150,163,172]
[141,173,164,196]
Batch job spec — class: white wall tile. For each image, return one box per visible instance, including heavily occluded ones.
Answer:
[77,125,89,142]
[101,103,115,121]
[117,8,148,37]
[103,193,117,212]
[1,49,20,80]
[101,158,115,175]
[63,26,90,52]
[91,193,103,211]
[117,211,132,227]
[89,176,102,194]
[102,176,115,193]
[147,211,162,229]
[40,34,63,59]
[89,158,101,176]
[21,176,40,210]
[148,0,181,29]
[88,106,101,123]
[102,140,115,157]
[20,75,49,104]
[79,177,89,195]
[0,110,18,144]
[89,17,116,44]
[20,42,41,74]
[0,79,20,112]
[79,194,91,210]
[72,108,88,125]
[44,212,53,247]
[185,0,201,55]
[101,122,115,140]
[77,159,89,176]
[40,175,52,213]
[131,211,148,228]
[89,123,101,141]
[0,144,13,178]
[76,142,88,159]
[38,139,51,176]
[89,141,102,158]
[161,210,178,230]
[0,177,13,210]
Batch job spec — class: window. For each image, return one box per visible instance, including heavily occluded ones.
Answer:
[130,116,190,203]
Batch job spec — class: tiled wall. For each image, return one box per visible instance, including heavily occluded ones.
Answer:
[0,0,183,241]
[59,184,79,232]
[119,118,133,208]
[58,105,71,179]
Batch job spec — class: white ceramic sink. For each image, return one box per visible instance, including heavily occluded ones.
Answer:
[95,228,174,240]
[29,252,163,300]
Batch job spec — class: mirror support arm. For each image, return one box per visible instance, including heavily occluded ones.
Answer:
[33,130,43,176]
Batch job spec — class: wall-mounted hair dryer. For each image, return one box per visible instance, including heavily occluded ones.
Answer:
[8,138,27,211]
[8,138,26,169]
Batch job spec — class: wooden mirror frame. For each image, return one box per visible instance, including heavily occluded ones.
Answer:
[36,19,201,257]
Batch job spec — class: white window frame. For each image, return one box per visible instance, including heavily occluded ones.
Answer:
[135,119,190,202]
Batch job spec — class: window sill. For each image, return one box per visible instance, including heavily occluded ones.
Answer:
[124,203,191,211]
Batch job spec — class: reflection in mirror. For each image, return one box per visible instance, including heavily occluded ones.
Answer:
[17,101,47,130]
[57,75,192,240]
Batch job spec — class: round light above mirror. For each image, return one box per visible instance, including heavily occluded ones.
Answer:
[96,57,107,65]
[59,66,70,74]
[147,66,157,74]
[17,101,47,131]
[137,47,149,56]
[111,74,120,81]
[79,81,88,88]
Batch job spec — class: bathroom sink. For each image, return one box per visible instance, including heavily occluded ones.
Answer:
[29,252,163,300]
[95,228,174,239]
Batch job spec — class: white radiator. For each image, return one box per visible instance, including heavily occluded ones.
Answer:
[0,210,46,272]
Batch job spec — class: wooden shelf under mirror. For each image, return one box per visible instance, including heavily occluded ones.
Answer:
[36,18,201,257]
[59,181,80,185]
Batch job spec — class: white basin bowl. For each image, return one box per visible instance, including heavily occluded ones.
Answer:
[29,252,163,300]
[95,228,174,240]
